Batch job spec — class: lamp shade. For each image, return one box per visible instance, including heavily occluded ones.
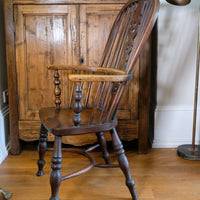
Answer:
[166,0,191,6]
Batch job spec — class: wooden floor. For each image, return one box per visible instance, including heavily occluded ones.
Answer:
[0,145,200,200]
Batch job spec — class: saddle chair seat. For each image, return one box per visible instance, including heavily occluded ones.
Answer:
[39,107,118,135]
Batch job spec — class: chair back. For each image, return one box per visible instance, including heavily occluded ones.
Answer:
[100,0,159,74]
[55,0,159,125]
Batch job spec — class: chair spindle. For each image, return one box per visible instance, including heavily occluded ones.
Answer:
[73,82,82,126]
[54,69,61,109]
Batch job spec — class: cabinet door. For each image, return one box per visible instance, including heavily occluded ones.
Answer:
[80,4,139,139]
[15,5,79,122]
[15,5,79,140]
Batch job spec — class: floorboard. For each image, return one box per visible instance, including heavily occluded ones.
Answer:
[0,146,200,200]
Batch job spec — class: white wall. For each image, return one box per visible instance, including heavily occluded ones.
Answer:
[153,0,200,147]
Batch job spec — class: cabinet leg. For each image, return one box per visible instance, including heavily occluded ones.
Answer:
[50,136,62,200]
[37,124,48,176]
[110,128,138,200]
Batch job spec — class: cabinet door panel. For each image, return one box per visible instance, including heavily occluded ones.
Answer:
[15,5,79,120]
[80,4,139,121]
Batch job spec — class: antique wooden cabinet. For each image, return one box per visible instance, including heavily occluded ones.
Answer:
[4,0,157,154]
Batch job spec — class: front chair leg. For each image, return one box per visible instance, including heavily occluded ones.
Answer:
[50,136,62,200]
[96,132,110,164]
[110,128,138,200]
[37,124,48,176]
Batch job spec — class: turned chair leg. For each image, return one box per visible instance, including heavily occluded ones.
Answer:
[37,124,48,176]
[110,128,138,200]
[50,136,62,200]
[96,132,110,164]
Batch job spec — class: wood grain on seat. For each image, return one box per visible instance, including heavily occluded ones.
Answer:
[39,107,118,135]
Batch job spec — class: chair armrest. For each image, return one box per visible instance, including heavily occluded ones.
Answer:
[68,74,132,82]
[48,65,126,75]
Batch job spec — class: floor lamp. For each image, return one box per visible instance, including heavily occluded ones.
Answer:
[163,0,200,160]
[177,6,200,160]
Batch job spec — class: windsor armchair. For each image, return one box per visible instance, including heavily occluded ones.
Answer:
[36,0,159,199]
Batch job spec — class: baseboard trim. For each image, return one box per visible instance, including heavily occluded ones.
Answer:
[152,139,195,148]
[0,106,10,164]
[155,105,194,112]
[6,141,11,152]
[153,106,199,148]
[0,105,9,117]
[0,142,9,164]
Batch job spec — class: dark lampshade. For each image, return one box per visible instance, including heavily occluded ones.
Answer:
[166,0,191,6]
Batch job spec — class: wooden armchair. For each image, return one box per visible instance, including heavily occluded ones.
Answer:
[36,0,159,199]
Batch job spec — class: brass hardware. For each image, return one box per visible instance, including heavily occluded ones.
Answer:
[0,188,12,200]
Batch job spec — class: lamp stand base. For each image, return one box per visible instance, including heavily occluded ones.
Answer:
[177,144,200,160]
